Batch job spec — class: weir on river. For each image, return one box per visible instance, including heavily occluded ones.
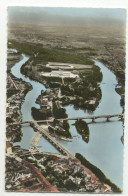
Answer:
[11,50,123,189]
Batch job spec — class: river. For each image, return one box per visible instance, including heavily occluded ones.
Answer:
[11,50,123,189]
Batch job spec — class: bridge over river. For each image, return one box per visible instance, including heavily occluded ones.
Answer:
[30,122,75,159]
[6,114,123,160]
[59,113,124,122]
[8,113,124,126]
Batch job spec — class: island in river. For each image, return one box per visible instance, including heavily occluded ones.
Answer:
[9,41,103,142]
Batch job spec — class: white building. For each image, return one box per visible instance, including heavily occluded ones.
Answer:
[42,70,79,78]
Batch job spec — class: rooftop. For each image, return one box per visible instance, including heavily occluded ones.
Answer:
[42,70,79,78]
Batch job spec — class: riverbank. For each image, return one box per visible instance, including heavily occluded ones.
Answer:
[6,50,32,143]
[75,153,121,193]
[97,49,125,109]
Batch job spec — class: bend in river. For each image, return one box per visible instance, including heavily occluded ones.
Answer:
[11,50,123,189]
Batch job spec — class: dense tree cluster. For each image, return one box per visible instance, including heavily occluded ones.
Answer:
[48,124,71,138]
[60,64,102,111]
[31,107,52,120]
[9,41,94,65]
[75,153,121,193]
[75,120,89,143]
[53,102,68,119]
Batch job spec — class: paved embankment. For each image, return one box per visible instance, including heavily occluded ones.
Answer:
[31,132,42,147]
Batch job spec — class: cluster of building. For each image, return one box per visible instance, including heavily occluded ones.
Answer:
[6,146,112,193]
[45,154,112,193]
[5,150,58,192]
[98,46,125,74]
[6,72,32,144]
[6,155,35,191]
[36,88,62,112]
[6,49,30,125]
[36,90,53,112]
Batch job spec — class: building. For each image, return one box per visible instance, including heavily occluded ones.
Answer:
[42,70,79,78]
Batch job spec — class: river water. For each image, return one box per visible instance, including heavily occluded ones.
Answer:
[11,51,123,189]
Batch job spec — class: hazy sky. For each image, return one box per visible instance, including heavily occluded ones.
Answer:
[8,7,126,26]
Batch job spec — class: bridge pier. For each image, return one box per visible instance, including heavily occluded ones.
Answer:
[119,116,123,121]
[92,118,95,123]
[106,117,110,122]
